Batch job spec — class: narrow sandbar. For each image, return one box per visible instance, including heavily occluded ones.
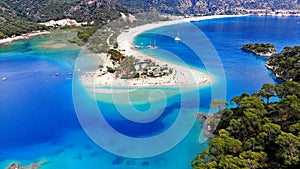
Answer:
[0,31,50,45]
[81,15,245,93]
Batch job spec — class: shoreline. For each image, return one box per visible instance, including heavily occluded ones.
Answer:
[0,30,51,45]
[81,54,212,89]
[80,15,248,92]
[117,14,246,56]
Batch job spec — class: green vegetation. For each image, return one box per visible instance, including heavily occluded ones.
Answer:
[77,27,97,43]
[266,46,300,82]
[1,0,124,23]
[67,27,99,46]
[0,0,124,40]
[106,66,116,73]
[0,0,168,52]
[0,1,48,38]
[193,45,300,169]
[67,38,84,46]
[102,50,172,79]
[0,14,48,38]
[107,49,124,62]
[192,45,300,168]
[117,56,139,79]
[2,0,77,22]
[69,12,168,53]
[192,81,300,169]
[242,43,276,56]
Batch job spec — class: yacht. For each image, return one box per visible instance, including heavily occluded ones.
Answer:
[175,32,181,41]
[147,39,158,49]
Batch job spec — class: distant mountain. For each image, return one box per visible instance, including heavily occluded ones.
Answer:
[1,0,76,22]
[1,0,299,23]
[1,0,299,39]
[118,0,300,14]
[64,0,126,23]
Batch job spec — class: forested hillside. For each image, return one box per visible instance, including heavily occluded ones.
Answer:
[266,46,300,82]
[1,0,299,39]
[0,1,48,39]
[192,82,300,169]
[2,0,76,22]
[0,0,125,39]
[2,0,124,23]
[192,47,300,168]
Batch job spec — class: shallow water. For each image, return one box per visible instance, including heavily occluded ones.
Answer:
[1,16,300,168]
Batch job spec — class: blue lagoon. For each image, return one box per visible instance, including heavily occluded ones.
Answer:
[0,16,300,168]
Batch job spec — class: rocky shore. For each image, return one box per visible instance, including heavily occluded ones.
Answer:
[6,161,46,169]
[242,43,276,57]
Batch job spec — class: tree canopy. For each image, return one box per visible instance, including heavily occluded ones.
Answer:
[242,43,276,56]
[192,81,300,169]
[266,46,300,82]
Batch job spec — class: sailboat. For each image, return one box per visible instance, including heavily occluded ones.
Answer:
[175,31,181,41]
[147,39,158,49]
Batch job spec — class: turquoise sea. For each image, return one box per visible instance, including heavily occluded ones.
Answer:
[1,16,300,168]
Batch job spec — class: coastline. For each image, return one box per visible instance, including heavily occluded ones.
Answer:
[0,30,51,45]
[80,15,247,92]
[80,52,211,89]
[2,14,299,169]
[117,15,246,56]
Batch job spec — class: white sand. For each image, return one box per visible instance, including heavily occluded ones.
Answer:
[117,15,243,56]
[81,15,245,92]
[0,31,50,45]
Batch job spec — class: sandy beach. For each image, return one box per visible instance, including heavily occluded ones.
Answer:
[81,15,245,91]
[117,15,243,56]
[0,30,50,45]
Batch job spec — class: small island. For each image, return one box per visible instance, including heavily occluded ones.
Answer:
[242,43,276,57]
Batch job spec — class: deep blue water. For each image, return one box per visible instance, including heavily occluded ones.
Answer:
[0,39,81,149]
[0,16,300,168]
[135,16,300,102]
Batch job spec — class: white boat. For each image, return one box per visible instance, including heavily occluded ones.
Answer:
[175,31,181,41]
[147,39,157,49]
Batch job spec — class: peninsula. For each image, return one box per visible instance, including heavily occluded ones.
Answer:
[265,46,300,82]
[81,49,210,89]
[242,43,276,57]
[242,43,300,82]
[0,30,51,45]
[80,15,244,91]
